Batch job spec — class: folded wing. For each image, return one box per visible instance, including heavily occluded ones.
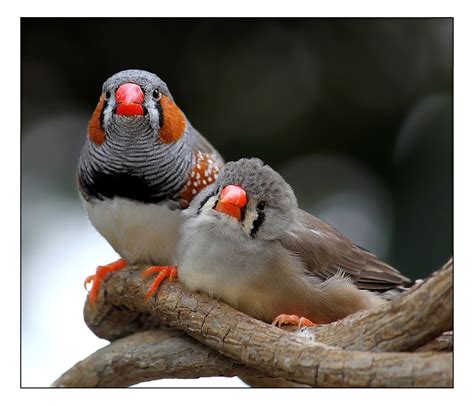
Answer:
[280,209,411,290]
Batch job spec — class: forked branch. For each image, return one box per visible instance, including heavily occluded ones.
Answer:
[53,258,453,387]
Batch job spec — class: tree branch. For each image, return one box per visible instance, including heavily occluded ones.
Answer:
[304,258,453,352]
[73,258,452,387]
[53,328,267,387]
[415,331,453,353]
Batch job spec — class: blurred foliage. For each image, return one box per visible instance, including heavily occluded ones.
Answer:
[21,18,452,280]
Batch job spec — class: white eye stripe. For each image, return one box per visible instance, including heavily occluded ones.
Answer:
[197,194,219,215]
[241,208,258,236]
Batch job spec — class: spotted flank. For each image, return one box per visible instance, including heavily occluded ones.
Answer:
[181,151,222,205]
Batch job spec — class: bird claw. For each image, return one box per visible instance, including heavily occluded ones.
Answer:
[271,314,316,328]
[84,258,128,305]
[142,265,178,302]
[83,274,95,289]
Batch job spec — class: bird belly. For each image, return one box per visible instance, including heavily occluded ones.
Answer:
[179,253,311,323]
[177,225,310,322]
[82,196,180,265]
[179,255,273,320]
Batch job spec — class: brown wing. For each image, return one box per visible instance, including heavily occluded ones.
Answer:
[280,209,411,290]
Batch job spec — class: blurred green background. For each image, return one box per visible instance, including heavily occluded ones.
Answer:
[21,18,453,387]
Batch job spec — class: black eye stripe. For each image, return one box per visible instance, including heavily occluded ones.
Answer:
[156,100,164,128]
[197,193,213,215]
[250,211,265,238]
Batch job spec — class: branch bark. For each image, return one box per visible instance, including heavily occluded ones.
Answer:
[53,328,266,387]
[70,258,453,387]
[415,331,453,353]
[304,258,453,352]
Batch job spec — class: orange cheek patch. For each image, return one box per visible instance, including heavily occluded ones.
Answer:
[88,94,106,145]
[159,95,186,144]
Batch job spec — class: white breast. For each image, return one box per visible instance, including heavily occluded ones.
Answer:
[176,205,283,318]
[82,196,181,265]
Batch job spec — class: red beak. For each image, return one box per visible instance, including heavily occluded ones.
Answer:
[215,185,247,220]
[115,83,145,116]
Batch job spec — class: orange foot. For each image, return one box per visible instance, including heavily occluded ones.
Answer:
[84,258,127,305]
[142,265,178,302]
[271,314,317,328]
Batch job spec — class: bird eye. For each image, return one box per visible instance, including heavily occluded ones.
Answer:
[256,201,266,212]
[104,91,111,100]
[152,89,162,100]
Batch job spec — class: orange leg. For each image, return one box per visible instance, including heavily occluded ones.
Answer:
[142,265,178,302]
[84,258,127,305]
[271,314,317,328]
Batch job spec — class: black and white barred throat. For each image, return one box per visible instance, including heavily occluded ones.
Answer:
[78,117,193,205]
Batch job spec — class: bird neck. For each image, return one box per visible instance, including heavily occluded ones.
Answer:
[78,125,194,205]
